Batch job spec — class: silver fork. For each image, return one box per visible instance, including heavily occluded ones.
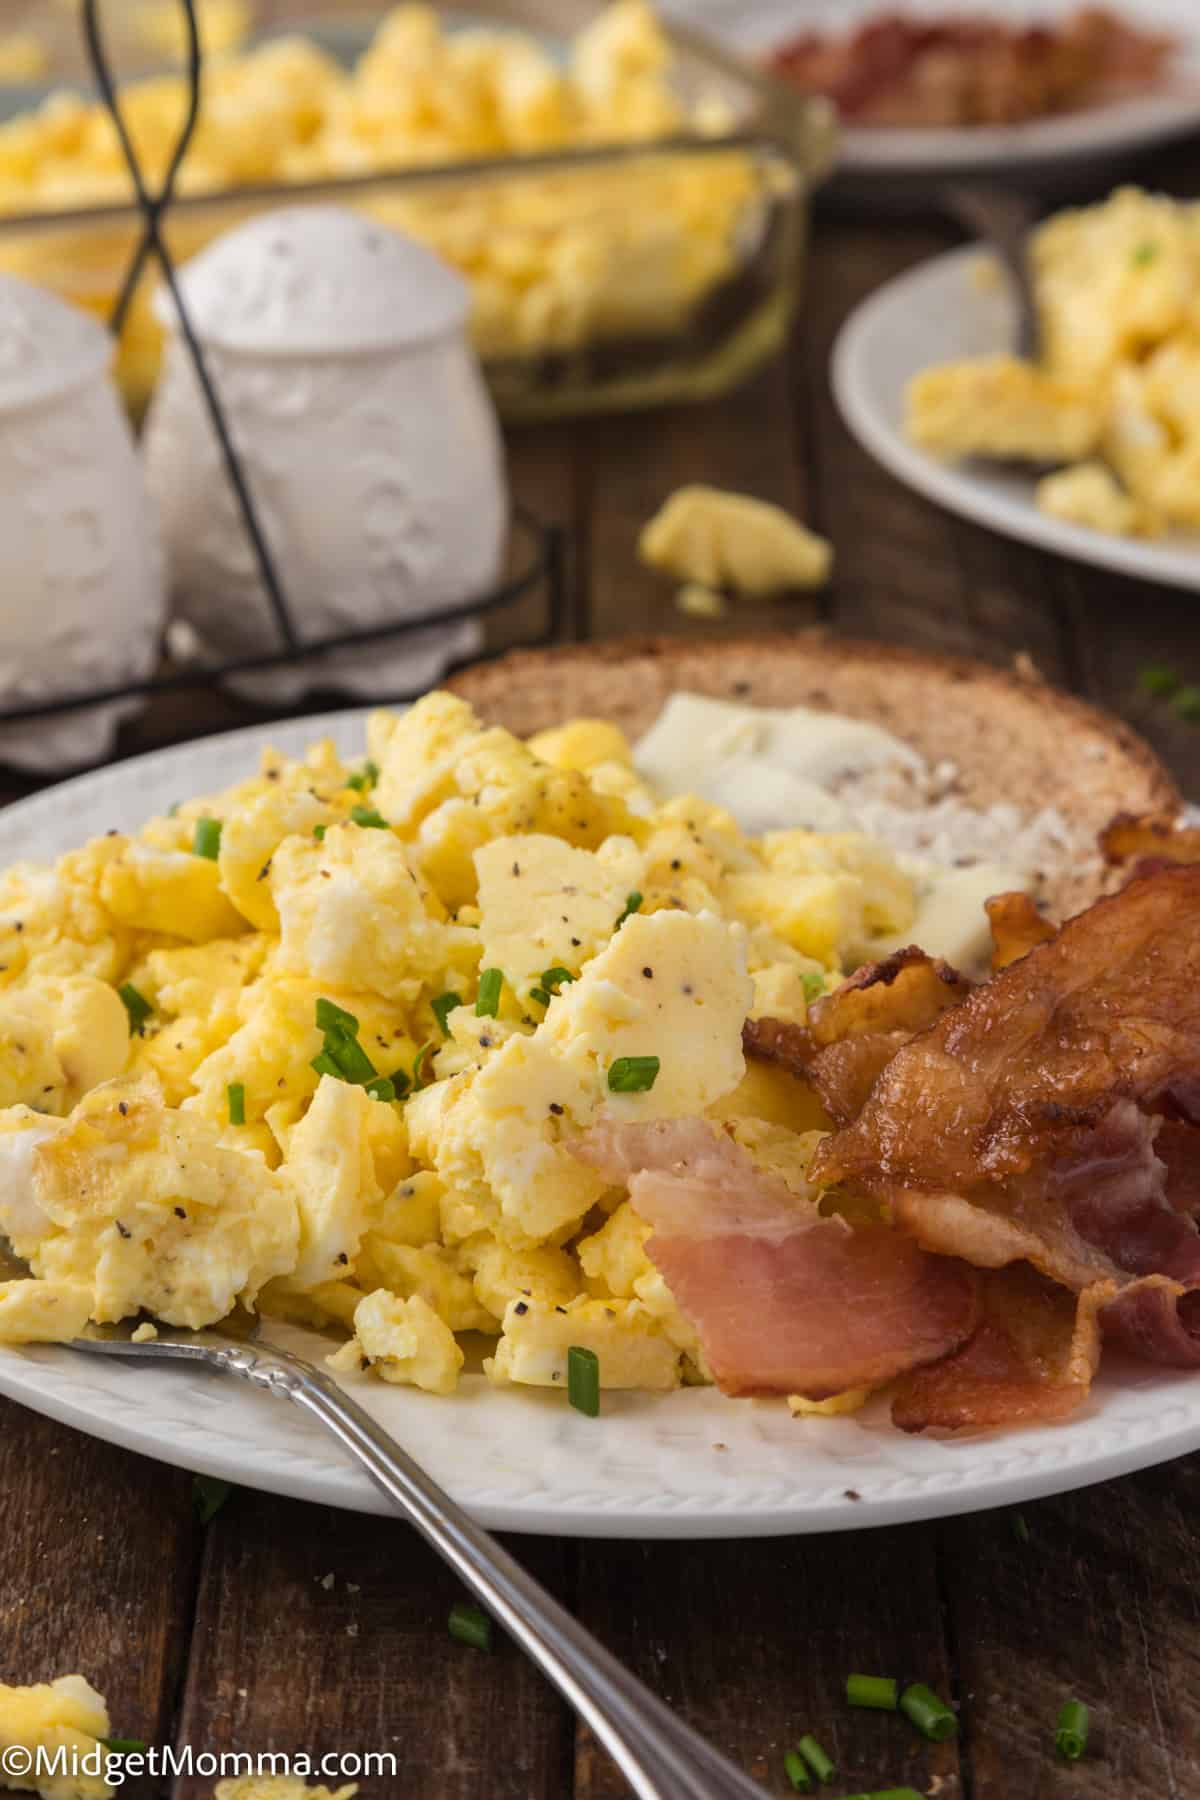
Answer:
[70,1322,767,1800]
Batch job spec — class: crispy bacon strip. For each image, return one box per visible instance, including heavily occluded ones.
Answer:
[1099,810,1199,867]
[985,891,1056,971]
[892,1265,1109,1433]
[744,948,971,1125]
[574,1119,977,1399]
[814,868,1200,1365]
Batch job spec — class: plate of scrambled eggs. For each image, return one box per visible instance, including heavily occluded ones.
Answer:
[833,187,1200,593]
[0,685,1197,1536]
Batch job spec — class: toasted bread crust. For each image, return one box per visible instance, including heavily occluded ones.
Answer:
[449,633,1179,917]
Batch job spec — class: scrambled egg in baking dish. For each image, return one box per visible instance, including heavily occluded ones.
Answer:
[0,691,925,1398]
[906,186,1200,538]
[0,1,761,391]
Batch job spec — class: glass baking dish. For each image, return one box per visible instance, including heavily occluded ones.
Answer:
[0,3,835,420]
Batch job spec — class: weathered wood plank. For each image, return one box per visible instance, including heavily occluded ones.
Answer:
[174,1493,574,1800]
[943,1464,1200,1800]
[0,1401,198,1757]
[573,1531,962,1800]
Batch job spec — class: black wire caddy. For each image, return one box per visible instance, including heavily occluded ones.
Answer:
[0,0,566,776]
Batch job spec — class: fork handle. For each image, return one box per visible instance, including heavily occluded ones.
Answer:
[268,1355,764,1800]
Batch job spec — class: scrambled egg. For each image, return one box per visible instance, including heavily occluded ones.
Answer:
[0,1674,110,1800]
[906,186,1200,538]
[0,2,756,404]
[639,486,833,596]
[0,690,920,1402]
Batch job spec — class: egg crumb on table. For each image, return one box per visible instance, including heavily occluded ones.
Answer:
[904,185,1200,539]
[0,687,931,1414]
[640,486,833,595]
[0,1674,111,1800]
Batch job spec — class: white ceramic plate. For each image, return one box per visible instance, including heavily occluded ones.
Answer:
[832,243,1200,591]
[670,0,1200,179]
[3,711,1200,1535]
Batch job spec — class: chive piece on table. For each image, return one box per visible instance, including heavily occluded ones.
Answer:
[846,1674,899,1711]
[608,1055,659,1094]
[899,1683,958,1743]
[226,1082,245,1126]
[1055,1699,1089,1762]
[193,1474,232,1523]
[616,890,643,927]
[101,1737,148,1756]
[118,982,152,1037]
[567,1344,600,1417]
[350,804,389,830]
[192,817,222,860]
[1012,1512,1030,1545]
[432,991,461,1037]
[1138,663,1179,697]
[1171,684,1200,722]
[783,1748,812,1791]
[475,968,504,1017]
[448,1601,492,1652]
[797,1734,835,1783]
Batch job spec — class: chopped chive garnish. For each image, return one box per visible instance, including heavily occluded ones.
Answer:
[1131,240,1159,266]
[1012,1512,1030,1544]
[192,817,222,860]
[783,1749,813,1791]
[432,991,461,1037]
[797,1735,835,1783]
[1139,663,1180,697]
[1171,684,1200,722]
[899,1683,958,1742]
[1055,1699,1089,1761]
[567,1344,600,1417]
[448,1601,492,1651]
[311,1051,342,1080]
[529,986,551,1007]
[801,971,825,1003]
[227,1082,245,1126]
[327,1031,378,1084]
[846,1674,898,1711]
[118,982,152,1037]
[316,998,359,1036]
[193,1474,233,1523]
[411,1040,437,1089]
[364,1075,396,1103]
[608,1055,659,1094]
[616,890,643,927]
[100,1737,148,1756]
[350,804,389,830]
[346,759,379,792]
[541,966,575,993]
[476,968,504,1017]
[313,824,327,842]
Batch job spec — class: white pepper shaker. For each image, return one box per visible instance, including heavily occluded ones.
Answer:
[0,274,164,772]
[141,205,509,705]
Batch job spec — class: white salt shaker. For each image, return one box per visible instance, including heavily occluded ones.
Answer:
[0,274,164,772]
[141,205,509,704]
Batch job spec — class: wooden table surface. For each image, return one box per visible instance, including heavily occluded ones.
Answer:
[5,150,1200,1800]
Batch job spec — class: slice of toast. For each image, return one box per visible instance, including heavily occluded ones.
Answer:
[449,632,1179,921]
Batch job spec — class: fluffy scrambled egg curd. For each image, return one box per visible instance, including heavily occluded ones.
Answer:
[639,486,833,597]
[907,186,1200,539]
[0,1674,110,1800]
[0,691,918,1401]
[0,2,759,398]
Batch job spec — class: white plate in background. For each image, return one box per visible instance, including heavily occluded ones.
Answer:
[2,712,1200,1531]
[669,0,1200,178]
[833,244,1200,590]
